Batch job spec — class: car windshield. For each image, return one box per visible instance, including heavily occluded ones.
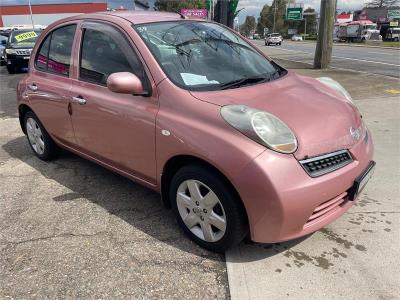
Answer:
[9,30,41,45]
[135,21,285,91]
[271,34,281,37]
[365,25,377,30]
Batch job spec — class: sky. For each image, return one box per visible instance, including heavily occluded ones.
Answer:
[236,0,367,23]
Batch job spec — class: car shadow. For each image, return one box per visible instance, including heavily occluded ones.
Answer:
[3,135,308,261]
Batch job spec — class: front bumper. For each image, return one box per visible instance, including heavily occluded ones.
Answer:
[6,54,30,67]
[233,129,374,243]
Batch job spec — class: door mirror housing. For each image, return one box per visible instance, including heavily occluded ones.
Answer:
[107,72,146,96]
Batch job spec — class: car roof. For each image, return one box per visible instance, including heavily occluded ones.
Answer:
[96,11,184,24]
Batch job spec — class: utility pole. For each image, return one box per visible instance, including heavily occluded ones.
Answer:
[314,0,336,69]
[273,0,277,33]
[28,0,35,28]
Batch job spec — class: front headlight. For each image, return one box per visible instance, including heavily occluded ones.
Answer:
[5,48,16,54]
[317,77,354,104]
[221,105,297,154]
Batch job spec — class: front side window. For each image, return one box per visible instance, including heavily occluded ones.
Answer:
[136,21,286,91]
[79,24,144,85]
[35,25,76,76]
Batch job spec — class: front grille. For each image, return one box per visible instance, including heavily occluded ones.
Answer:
[16,49,31,56]
[299,150,353,177]
[305,192,348,226]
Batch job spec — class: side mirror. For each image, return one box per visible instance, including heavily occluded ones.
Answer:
[107,72,145,95]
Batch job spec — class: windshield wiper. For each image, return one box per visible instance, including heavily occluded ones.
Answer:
[220,75,271,90]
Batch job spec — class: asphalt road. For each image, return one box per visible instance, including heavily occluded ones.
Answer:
[253,40,400,78]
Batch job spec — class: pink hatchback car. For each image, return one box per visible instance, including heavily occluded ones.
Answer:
[17,12,375,252]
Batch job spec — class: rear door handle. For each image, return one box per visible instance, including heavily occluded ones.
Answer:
[71,96,87,105]
[28,84,38,92]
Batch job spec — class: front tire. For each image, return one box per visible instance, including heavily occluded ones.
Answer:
[170,165,248,252]
[7,64,16,74]
[24,111,59,161]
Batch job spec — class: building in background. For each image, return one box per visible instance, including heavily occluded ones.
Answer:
[336,13,353,24]
[0,0,107,27]
[354,6,400,38]
[0,0,156,28]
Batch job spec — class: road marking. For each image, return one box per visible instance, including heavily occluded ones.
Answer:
[269,57,399,79]
[368,51,390,55]
[277,50,399,66]
[385,89,400,94]
[331,56,400,67]
[278,48,312,54]
[269,47,399,67]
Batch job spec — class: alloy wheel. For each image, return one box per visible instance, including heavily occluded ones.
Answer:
[26,118,45,155]
[176,179,227,242]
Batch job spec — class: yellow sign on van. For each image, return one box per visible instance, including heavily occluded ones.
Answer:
[14,31,37,42]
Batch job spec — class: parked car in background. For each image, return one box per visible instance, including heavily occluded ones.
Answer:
[4,29,42,74]
[265,33,283,46]
[0,35,7,65]
[253,33,261,40]
[17,12,375,252]
[385,27,400,41]
[291,34,303,41]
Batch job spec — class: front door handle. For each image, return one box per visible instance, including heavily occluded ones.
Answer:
[71,96,87,105]
[28,84,38,92]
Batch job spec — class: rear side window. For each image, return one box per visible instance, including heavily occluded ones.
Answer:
[36,34,50,71]
[79,24,145,85]
[35,25,76,76]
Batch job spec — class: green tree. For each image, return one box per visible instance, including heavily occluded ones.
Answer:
[297,8,317,36]
[256,16,264,35]
[256,0,289,36]
[154,0,206,12]
[241,15,256,36]
[256,4,271,35]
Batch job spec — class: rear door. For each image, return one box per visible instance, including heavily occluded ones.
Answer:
[69,21,159,183]
[27,23,78,146]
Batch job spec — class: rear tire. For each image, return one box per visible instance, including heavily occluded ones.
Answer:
[170,165,248,253]
[24,111,59,161]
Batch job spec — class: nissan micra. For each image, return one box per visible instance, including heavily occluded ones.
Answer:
[17,12,375,252]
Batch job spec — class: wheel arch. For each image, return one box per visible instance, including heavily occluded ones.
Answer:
[160,155,248,224]
[18,104,34,134]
